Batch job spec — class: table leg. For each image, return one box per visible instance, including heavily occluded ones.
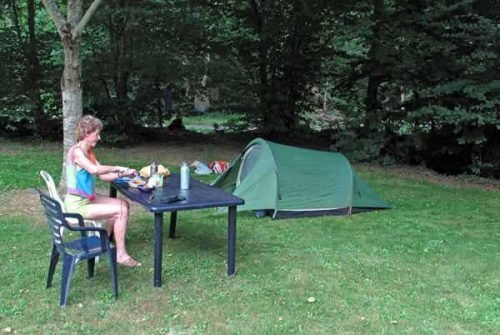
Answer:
[228,206,237,276]
[154,213,164,287]
[109,185,117,198]
[169,211,177,239]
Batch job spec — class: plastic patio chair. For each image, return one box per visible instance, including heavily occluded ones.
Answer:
[37,189,118,307]
[39,170,105,235]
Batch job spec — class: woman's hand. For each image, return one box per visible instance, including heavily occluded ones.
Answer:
[118,168,138,178]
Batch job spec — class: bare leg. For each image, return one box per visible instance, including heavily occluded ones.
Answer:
[83,196,140,266]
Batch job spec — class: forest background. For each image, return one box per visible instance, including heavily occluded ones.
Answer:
[1,0,499,178]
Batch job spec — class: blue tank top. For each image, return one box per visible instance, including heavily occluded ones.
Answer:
[66,144,96,201]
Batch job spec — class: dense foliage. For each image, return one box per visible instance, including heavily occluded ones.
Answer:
[0,0,499,177]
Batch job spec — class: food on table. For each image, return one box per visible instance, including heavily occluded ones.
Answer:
[128,177,146,188]
[140,164,170,178]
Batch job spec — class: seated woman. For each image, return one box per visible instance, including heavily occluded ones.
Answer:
[64,115,141,267]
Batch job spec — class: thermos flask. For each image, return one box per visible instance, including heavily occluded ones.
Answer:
[180,162,190,189]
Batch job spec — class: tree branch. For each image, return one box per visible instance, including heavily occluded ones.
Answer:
[73,0,104,39]
[41,0,66,37]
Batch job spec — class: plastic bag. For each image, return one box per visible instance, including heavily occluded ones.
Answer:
[191,160,213,175]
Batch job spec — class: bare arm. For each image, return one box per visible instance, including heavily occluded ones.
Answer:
[72,147,136,181]
[99,168,137,182]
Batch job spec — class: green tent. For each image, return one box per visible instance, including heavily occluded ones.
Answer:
[212,138,390,219]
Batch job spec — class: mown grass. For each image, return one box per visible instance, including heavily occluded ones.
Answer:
[182,112,245,133]
[0,138,498,335]
[182,111,244,126]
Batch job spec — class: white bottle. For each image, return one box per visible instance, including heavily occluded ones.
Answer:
[180,162,190,189]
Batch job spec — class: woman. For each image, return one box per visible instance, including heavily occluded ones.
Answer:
[64,115,141,267]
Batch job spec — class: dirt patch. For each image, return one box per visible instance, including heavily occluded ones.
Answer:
[0,188,43,219]
[0,137,61,155]
[0,187,146,225]
[103,141,244,167]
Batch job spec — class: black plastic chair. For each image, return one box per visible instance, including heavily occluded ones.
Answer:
[37,189,118,307]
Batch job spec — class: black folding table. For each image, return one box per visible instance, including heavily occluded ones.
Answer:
[110,174,244,287]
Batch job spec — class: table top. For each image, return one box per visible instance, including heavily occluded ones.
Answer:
[112,174,244,213]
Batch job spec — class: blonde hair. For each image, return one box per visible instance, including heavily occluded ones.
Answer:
[75,115,103,141]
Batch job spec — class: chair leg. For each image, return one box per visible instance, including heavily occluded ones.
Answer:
[47,243,59,289]
[60,255,77,307]
[108,248,118,299]
[87,258,96,279]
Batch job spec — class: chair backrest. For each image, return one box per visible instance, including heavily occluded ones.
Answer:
[38,189,69,255]
[40,170,65,210]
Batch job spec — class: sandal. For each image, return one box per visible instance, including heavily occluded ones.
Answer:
[118,256,142,267]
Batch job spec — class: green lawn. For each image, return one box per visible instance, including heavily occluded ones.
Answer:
[182,112,245,133]
[0,138,498,335]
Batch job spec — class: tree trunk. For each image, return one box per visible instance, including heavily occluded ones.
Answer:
[250,0,272,132]
[61,38,83,153]
[10,0,46,136]
[111,1,132,133]
[27,0,47,136]
[280,17,303,132]
[364,0,385,132]
[60,0,84,173]
[364,74,383,133]
[250,0,323,135]
[41,0,104,187]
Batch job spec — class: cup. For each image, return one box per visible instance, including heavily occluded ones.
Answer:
[148,173,163,188]
[155,174,164,187]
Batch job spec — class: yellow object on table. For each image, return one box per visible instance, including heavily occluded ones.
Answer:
[140,164,170,178]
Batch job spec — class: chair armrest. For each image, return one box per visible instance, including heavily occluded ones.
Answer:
[63,213,108,238]
[63,213,111,251]
[63,213,85,227]
[63,213,87,239]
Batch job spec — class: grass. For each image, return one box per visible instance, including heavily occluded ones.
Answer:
[0,138,499,334]
[181,112,245,133]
